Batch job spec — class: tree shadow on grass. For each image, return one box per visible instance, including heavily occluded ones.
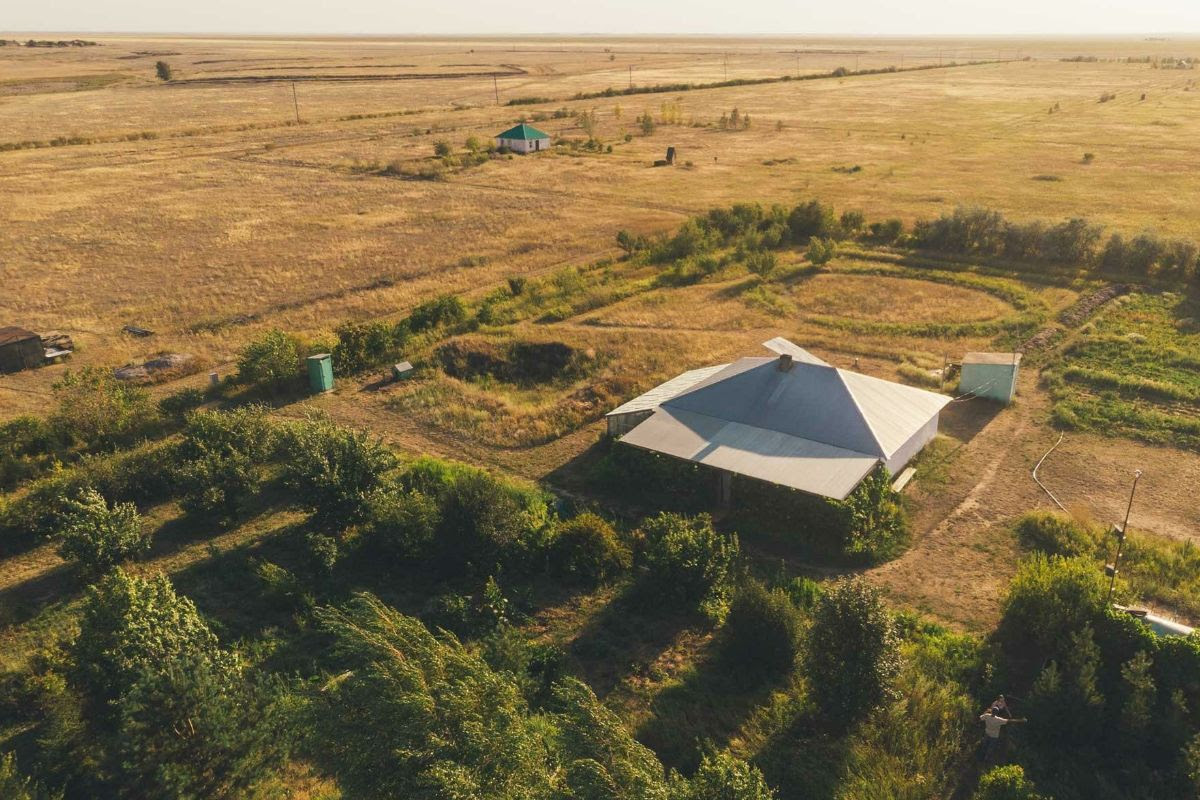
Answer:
[635,634,795,773]
[0,561,75,630]
[567,580,704,700]
[752,710,854,800]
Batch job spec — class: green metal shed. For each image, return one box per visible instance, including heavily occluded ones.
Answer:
[959,352,1021,404]
[307,353,334,394]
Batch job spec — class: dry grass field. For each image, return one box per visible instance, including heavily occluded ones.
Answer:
[5,33,1200,634]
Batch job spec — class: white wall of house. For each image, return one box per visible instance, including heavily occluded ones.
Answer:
[496,137,549,154]
[884,413,940,476]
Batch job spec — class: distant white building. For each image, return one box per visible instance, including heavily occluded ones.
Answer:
[606,338,952,501]
[495,123,551,154]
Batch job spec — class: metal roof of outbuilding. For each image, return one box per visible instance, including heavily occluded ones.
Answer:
[496,123,551,141]
[963,352,1022,366]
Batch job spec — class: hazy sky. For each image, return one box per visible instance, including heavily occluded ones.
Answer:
[9,0,1200,36]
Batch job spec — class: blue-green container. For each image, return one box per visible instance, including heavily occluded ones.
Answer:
[959,352,1020,404]
[307,354,334,394]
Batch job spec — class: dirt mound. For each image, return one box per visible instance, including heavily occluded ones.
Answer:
[114,353,196,383]
[436,338,594,385]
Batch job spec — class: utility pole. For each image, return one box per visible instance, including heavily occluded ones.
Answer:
[493,73,499,105]
[628,64,632,89]
[1106,469,1143,603]
[723,53,728,81]
[291,81,300,123]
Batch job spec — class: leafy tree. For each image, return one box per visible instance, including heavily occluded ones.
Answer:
[235,328,301,390]
[1026,625,1106,748]
[311,593,558,800]
[639,111,656,135]
[364,486,440,559]
[997,554,1108,669]
[552,512,631,586]
[279,414,396,521]
[973,765,1044,800]
[804,578,900,724]
[176,405,275,521]
[787,200,836,242]
[51,367,155,448]
[56,489,149,576]
[155,60,172,81]
[433,139,453,158]
[639,512,739,617]
[677,750,777,800]
[332,320,403,375]
[839,209,865,233]
[116,655,290,799]
[840,467,907,560]
[805,236,838,266]
[617,229,649,254]
[720,580,802,682]
[70,569,235,714]
[435,469,547,575]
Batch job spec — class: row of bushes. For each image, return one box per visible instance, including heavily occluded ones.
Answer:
[913,206,1200,279]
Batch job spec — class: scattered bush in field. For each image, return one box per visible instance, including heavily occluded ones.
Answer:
[616,229,649,254]
[638,111,656,135]
[784,576,823,610]
[839,209,865,233]
[176,405,275,521]
[720,580,802,681]
[279,414,397,521]
[804,578,900,724]
[407,294,467,332]
[235,329,302,390]
[332,320,405,375]
[56,489,149,576]
[973,765,1044,800]
[805,236,838,266]
[638,512,739,617]
[551,512,631,586]
[677,750,777,800]
[51,367,155,449]
[155,60,172,81]
[787,199,837,242]
[433,139,452,158]
[745,249,779,278]
[867,218,905,243]
[507,276,527,295]
[364,486,439,559]
[1014,510,1099,557]
[1082,152,1095,164]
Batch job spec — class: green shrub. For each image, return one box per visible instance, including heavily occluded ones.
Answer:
[840,468,908,561]
[154,60,172,81]
[435,469,550,576]
[304,531,340,574]
[157,386,205,417]
[551,512,631,586]
[332,320,404,375]
[51,367,156,448]
[997,554,1109,669]
[720,580,802,681]
[408,294,467,332]
[745,249,778,278]
[973,765,1044,800]
[0,752,60,800]
[787,199,836,242]
[364,486,440,559]
[804,578,900,725]
[235,329,302,390]
[176,405,275,521]
[805,236,838,266]
[677,750,777,800]
[278,414,397,521]
[0,415,62,491]
[56,489,149,576]
[638,512,739,618]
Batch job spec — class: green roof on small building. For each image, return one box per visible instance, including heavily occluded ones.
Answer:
[496,123,550,141]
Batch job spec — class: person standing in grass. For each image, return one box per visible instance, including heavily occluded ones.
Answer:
[979,706,1026,762]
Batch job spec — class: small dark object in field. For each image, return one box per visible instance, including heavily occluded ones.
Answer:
[122,325,154,337]
[653,159,669,167]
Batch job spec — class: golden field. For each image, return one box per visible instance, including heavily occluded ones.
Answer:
[4,33,1200,628]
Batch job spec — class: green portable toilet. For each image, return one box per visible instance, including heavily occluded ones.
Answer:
[307,353,334,394]
[959,352,1020,404]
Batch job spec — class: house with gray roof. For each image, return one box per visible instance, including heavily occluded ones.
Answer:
[606,338,951,501]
